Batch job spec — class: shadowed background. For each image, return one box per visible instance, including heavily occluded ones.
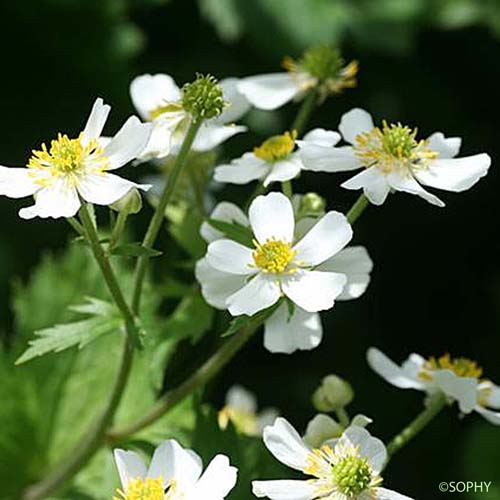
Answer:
[0,1,499,499]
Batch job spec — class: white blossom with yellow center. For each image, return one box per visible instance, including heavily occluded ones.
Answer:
[196,197,373,354]
[214,129,340,187]
[218,385,279,437]
[368,348,500,425]
[113,439,237,500]
[130,73,250,162]
[298,107,491,207]
[0,98,152,219]
[252,418,412,500]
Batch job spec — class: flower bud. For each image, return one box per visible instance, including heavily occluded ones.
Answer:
[110,188,143,214]
[182,74,225,120]
[312,374,354,412]
[297,192,326,219]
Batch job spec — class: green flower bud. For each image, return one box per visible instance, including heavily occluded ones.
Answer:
[312,374,354,412]
[110,188,143,214]
[299,45,344,81]
[182,74,225,120]
[297,192,326,219]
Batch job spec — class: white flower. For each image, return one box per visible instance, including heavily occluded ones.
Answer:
[237,46,358,110]
[214,129,340,187]
[195,195,373,354]
[113,439,237,500]
[367,348,500,424]
[252,418,412,500]
[299,107,491,206]
[130,73,249,161]
[218,385,279,437]
[0,98,151,219]
[303,413,372,449]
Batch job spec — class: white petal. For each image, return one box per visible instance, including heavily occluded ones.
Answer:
[206,239,254,275]
[293,211,352,266]
[113,449,147,490]
[200,202,249,243]
[227,274,281,316]
[147,440,202,488]
[214,154,269,185]
[366,348,426,390]
[282,270,347,313]
[374,487,414,500]
[432,370,477,413]
[474,405,500,425]
[130,73,181,121]
[299,144,360,173]
[303,414,342,448]
[19,179,80,219]
[339,426,386,474]
[300,128,341,147]
[263,158,302,186]
[237,73,302,110]
[226,385,257,413]
[341,167,391,205]
[257,409,281,435]
[190,455,237,500]
[338,108,375,144]
[264,302,322,354]
[401,353,426,381]
[427,132,461,159]
[262,417,311,471]
[81,98,111,146]
[103,116,152,170]
[351,414,373,428]
[195,258,246,309]
[134,119,175,162]
[252,480,316,500]
[479,381,500,409]
[318,246,373,300]
[193,123,247,152]
[217,77,251,124]
[0,166,39,198]
[77,173,149,207]
[413,154,490,192]
[387,171,444,207]
[249,192,295,244]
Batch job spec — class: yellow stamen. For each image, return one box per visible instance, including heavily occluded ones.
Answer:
[419,354,483,381]
[113,477,165,500]
[253,131,297,162]
[149,102,184,120]
[252,238,296,274]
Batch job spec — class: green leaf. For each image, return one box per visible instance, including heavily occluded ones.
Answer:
[207,219,254,247]
[16,298,122,364]
[110,243,162,258]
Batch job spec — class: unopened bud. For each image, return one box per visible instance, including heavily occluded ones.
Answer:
[182,74,225,120]
[110,188,143,214]
[297,192,326,219]
[312,374,353,412]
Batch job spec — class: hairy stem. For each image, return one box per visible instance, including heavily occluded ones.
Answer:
[131,118,203,312]
[346,194,369,225]
[385,393,447,461]
[109,209,129,250]
[291,87,318,135]
[107,322,261,441]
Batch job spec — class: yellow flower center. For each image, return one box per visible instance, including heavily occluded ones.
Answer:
[114,477,165,500]
[28,133,108,184]
[419,354,483,381]
[218,405,258,436]
[253,131,297,162]
[252,238,296,274]
[354,121,437,174]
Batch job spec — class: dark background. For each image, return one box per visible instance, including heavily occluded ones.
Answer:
[1,1,499,499]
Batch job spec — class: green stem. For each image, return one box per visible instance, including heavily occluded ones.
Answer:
[108,209,129,250]
[281,180,293,198]
[385,393,446,460]
[346,194,369,225]
[106,322,260,441]
[67,217,84,236]
[291,87,318,135]
[79,204,139,344]
[336,407,350,428]
[131,118,203,312]
[22,339,133,500]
